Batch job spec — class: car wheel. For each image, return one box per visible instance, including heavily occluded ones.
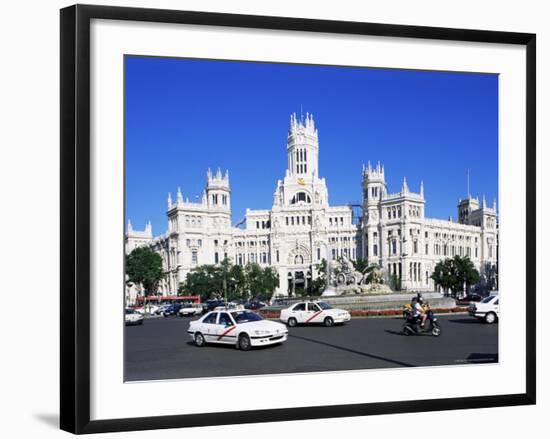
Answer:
[431,326,441,337]
[287,317,297,327]
[238,334,251,351]
[485,312,497,324]
[324,317,334,327]
[194,332,206,347]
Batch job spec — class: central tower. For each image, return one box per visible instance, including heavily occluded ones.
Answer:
[287,112,319,179]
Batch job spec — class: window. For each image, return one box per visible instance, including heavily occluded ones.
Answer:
[286,217,289,226]
[276,250,280,263]
[392,240,397,255]
[317,247,321,260]
[214,239,218,246]
[425,243,429,255]
[307,303,320,312]
[198,239,202,247]
[413,240,418,254]
[203,312,218,324]
[373,244,378,256]
[290,191,312,204]
[219,313,233,327]
[191,250,198,265]
[214,252,219,264]
[293,303,306,311]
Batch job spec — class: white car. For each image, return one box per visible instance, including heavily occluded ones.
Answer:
[280,301,351,327]
[125,309,144,325]
[178,303,202,317]
[468,294,499,323]
[187,308,288,350]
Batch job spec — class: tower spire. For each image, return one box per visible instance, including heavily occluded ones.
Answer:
[402,177,409,194]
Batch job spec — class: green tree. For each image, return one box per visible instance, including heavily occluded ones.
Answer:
[126,246,164,296]
[431,255,480,297]
[352,258,370,274]
[181,264,222,300]
[310,259,328,296]
[389,273,402,291]
[259,267,279,302]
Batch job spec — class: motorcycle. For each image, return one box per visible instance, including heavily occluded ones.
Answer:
[402,307,441,337]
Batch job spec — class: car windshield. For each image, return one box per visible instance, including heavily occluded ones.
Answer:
[231,311,263,323]
[481,296,496,303]
[317,302,332,310]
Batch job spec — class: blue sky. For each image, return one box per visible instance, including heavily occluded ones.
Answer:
[125,56,498,235]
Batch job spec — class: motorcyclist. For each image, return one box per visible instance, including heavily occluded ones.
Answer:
[413,294,428,328]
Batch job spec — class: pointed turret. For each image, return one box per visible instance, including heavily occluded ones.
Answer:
[420,181,424,198]
[402,177,409,194]
[127,219,133,233]
[177,187,183,204]
[167,192,172,209]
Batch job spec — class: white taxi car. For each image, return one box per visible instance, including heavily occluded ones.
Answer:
[280,301,351,327]
[468,294,499,323]
[125,309,144,325]
[187,307,288,350]
[177,303,202,317]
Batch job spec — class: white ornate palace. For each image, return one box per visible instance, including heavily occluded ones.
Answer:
[126,113,498,299]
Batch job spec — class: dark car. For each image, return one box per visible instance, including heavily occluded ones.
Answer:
[455,293,484,306]
[202,299,226,314]
[161,303,182,317]
[245,300,266,310]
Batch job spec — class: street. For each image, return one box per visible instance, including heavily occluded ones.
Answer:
[125,314,498,381]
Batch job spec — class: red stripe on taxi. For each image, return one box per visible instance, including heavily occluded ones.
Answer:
[218,325,237,340]
[306,310,323,323]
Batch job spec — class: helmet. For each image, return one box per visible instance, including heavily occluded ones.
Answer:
[417,297,424,304]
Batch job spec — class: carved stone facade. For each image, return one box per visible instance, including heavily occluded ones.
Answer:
[126,113,498,300]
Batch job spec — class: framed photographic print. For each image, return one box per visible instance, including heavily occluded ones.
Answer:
[60,4,536,434]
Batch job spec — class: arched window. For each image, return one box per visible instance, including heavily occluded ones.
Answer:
[295,255,304,264]
[290,192,311,204]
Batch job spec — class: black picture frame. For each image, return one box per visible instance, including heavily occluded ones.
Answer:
[60,4,536,434]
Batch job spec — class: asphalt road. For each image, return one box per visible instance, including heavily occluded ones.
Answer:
[125,314,498,381]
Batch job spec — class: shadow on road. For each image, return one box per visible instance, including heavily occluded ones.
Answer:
[384,330,407,336]
[289,333,414,367]
[466,353,498,363]
[447,318,483,325]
